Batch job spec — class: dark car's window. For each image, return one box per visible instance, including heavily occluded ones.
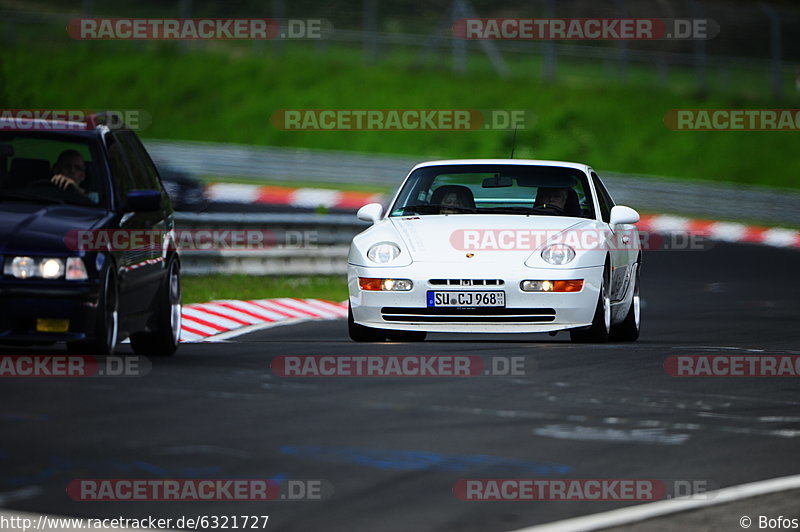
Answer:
[105,133,137,202]
[591,172,615,223]
[116,131,153,191]
[0,132,108,207]
[124,133,162,190]
[390,164,595,219]
[119,131,162,191]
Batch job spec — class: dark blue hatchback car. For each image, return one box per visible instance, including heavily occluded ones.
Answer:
[0,114,181,356]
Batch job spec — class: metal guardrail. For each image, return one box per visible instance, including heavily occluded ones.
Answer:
[146,140,422,187]
[162,140,800,275]
[179,246,351,275]
[151,140,800,226]
[174,212,367,275]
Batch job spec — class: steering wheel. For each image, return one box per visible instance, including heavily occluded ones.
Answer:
[25,179,60,187]
[22,179,90,203]
[532,203,565,215]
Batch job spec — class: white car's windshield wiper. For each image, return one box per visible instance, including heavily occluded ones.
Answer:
[395,204,476,215]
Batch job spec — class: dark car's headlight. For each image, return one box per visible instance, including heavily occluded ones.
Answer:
[8,256,36,279]
[39,258,65,279]
[4,256,88,280]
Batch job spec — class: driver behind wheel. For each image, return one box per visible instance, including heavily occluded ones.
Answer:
[533,186,568,214]
[431,185,475,214]
[50,150,98,203]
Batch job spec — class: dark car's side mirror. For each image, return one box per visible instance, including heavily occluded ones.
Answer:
[125,189,161,212]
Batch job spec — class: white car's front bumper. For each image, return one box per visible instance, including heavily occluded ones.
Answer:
[347,262,603,333]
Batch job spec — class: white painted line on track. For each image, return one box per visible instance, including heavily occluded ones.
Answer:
[507,473,800,532]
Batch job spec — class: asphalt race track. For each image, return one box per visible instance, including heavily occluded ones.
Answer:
[1,242,799,531]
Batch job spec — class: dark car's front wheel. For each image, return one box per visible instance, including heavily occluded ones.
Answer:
[69,266,119,356]
[131,260,182,356]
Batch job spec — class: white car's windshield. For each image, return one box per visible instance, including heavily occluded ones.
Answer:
[390,164,595,219]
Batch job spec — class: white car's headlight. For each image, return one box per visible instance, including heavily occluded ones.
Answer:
[541,244,576,265]
[367,242,401,264]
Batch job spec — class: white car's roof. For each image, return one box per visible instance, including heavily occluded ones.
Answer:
[411,159,591,173]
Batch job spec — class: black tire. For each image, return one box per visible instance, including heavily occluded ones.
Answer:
[386,330,427,342]
[570,268,611,343]
[348,304,387,342]
[68,265,119,356]
[610,263,641,342]
[130,260,182,356]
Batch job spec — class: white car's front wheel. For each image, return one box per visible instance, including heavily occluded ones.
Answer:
[570,267,611,343]
[610,262,641,342]
[386,330,427,342]
[348,304,387,342]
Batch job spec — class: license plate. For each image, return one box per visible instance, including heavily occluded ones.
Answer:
[427,291,505,308]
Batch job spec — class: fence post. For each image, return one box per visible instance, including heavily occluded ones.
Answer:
[690,0,707,92]
[178,0,192,53]
[363,0,379,64]
[459,0,509,76]
[452,0,467,73]
[657,52,669,87]
[614,0,629,81]
[761,4,783,99]
[271,0,286,56]
[541,0,556,82]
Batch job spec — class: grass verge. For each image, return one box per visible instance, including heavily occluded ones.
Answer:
[181,274,348,305]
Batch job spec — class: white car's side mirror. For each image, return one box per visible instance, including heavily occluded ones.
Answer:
[609,205,640,227]
[357,203,384,223]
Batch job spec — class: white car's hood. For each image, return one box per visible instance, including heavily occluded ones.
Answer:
[389,215,593,263]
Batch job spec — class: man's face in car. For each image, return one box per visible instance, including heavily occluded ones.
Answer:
[440,191,464,213]
[538,188,567,209]
[61,156,86,184]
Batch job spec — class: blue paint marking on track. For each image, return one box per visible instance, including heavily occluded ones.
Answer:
[0,455,224,488]
[279,445,570,475]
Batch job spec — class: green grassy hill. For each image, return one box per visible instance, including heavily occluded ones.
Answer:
[3,43,798,188]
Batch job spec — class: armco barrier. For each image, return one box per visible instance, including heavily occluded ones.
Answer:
[173,212,367,275]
